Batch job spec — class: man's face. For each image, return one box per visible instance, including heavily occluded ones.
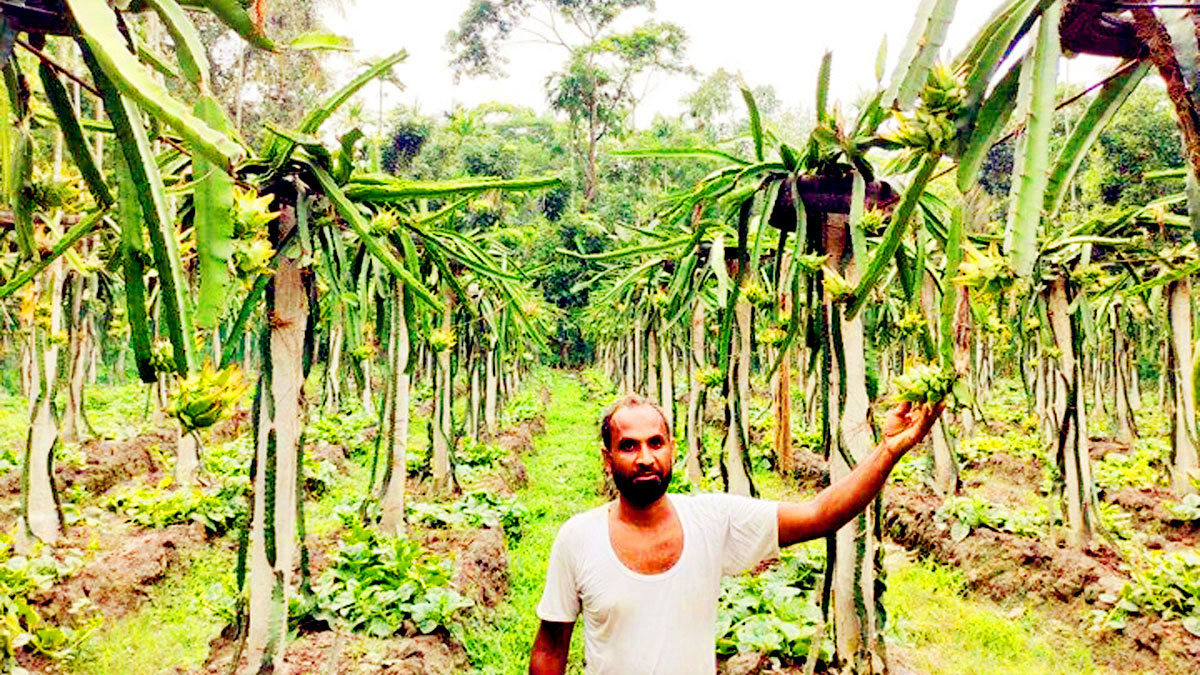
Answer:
[605,404,673,507]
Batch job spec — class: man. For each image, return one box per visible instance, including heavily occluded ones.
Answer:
[528,393,942,674]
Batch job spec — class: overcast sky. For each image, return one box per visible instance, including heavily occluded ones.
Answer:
[320,1,1117,125]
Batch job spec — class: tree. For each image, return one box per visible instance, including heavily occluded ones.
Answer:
[448,0,690,208]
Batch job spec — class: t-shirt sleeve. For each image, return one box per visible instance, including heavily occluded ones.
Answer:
[536,521,581,623]
[714,494,780,575]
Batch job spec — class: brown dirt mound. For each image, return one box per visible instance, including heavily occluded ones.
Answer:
[64,428,175,494]
[883,487,1121,603]
[973,452,1044,486]
[34,523,206,623]
[423,526,509,608]
[194,629,469,674]
[309,440,351,473]
[1124,616,1200,674]
[495,425,534,454]
[786,449,828,491]
[1090,438,1132,461]
[0,428,173,498]
[1106,487,1200,549]
[205,407,249,444]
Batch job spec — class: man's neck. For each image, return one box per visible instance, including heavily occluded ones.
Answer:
[614,493,673,529]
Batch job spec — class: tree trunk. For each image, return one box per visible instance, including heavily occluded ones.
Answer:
[175,429,202,486]
[432,290,455,493]
[623,332,635,392]
[323,323,343,413]
[1046,278,1095,548]
[61,270,93,443]
[485,347,499,436]
[1114,310,1136,443]
[244,255,308,672]
[774,254,794,476]
[722,293,755,496]
[920,271,958,494]
[18,259,65,552]
[360,356,375,416]
[470,351,482,440]
[824,214,878,670]
[633,317,644,393]
[685,302,705,485]
[379,285,410,535]
[659,331,674,428]
[646,328,659,401]
[1168,279,1199,494]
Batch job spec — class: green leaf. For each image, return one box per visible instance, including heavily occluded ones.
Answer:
[289,32,354,52]
[303,161,443,313]
[955,0,1050,119]
[885,0,959,110]
[67,0,243,171]
[875,37,888,84]
[740,85,764,162]
[86,49,197,374]
[1045,61,1149,216]
[847,153,941,318]
[268,51,407,162]
[115,151,157,383]
[38,62,112,206]
[0,209,109,300]
[193,0,275,50]
[950,519,971,542]
[192,96,236,329]
[144,0,211,90]
[611,147,750,165]
[1003,2,1061,279]
[345,175,561,202]
[816,52,832,124]
[956,59,1021,191]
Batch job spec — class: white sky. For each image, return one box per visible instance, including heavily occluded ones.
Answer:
[320,1,1117,126]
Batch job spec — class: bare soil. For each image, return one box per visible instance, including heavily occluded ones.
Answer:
[1105,487,1200,550]
[193,629,469,675]
[422,526,510,608]
[883,485,1200,672]
[0,427,173,498]
[33,522,207,624]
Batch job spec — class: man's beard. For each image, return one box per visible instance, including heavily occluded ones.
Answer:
[612,466,672,507]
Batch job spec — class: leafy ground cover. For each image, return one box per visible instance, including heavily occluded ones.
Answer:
[6,370,1198,674]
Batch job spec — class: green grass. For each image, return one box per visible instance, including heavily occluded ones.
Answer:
[461,370,603,675]
[884,554,1105,675]
[71,546,235,675]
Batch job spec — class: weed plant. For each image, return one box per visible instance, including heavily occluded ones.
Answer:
[409,491,528,540]
[296,517,471,638]
[1093,438,1169,491]
[579,367,613,399]
[715,545,829,663]
[103,478,247,536]
[1094,551,1200,637]
[0,534,97,671]
[937,496,1046,541]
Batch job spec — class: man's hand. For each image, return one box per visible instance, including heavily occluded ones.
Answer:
[879,400,944,458]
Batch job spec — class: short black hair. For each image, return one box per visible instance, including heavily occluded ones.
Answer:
[599,393,672,451]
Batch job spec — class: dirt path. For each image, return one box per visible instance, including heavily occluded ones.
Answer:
[460,371,604,674]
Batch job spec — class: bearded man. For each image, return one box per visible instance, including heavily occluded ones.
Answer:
[528,393,941,674]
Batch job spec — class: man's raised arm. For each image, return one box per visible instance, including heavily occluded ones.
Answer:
[777,402,942,547]
[529,620,574,675]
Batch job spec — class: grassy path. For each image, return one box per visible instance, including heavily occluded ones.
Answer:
[463,371,604,674]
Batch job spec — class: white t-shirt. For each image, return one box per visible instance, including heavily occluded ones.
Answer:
[536,493,780,674]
